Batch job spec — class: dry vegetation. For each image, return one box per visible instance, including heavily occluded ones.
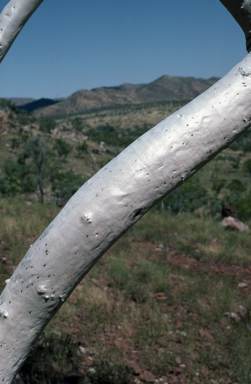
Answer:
[0,98,251,383]
[0,201,251,383]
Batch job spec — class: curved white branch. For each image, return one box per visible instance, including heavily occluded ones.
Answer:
[1,54,251,382]
[1,1,251,383]
[0,0,43,62]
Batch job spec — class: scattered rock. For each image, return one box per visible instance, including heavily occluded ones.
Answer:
[90,278,100,286]
[224,312,241,322]
[126,361,142,375]
[175,366,184,374]
[153,292,168,301]
[230,312,241,322]
[158,377,168,383]
[238,282,248,289]
[99,141,106,151]
[235,304,248,318]
[58,131,88,142]
[220,216,249,232]
[139,370,156,382]
[79,346,86,354]
[176,330,187,337]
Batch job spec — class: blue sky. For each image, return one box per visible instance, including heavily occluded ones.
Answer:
[0,0,247,99]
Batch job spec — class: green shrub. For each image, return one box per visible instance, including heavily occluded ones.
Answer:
[236,196,251,221]
[17,111,35,125]
[212,179,226,194]
[86,125,118,146]
[4,158,23,179]
[160,176,209,214]
[209,198,223,218]
[229,127,251,152]
[0,158,36,196]
[1,175,21,197]
[20,133,30,143]
[39,116,56,133]
[0,98,19,113]
[127,280,150,303]
[10,137,20,152]
[228,156,240,170]
[76,140,88,156]
[86,125,133,147]
[20,332,80,384]
[72,116,84,132]
[51,169,85,200]
[21,135,53,202]
[227,178,246,192]
[243,140,251,153]
[136,261,153,284]
[53,138,71,161]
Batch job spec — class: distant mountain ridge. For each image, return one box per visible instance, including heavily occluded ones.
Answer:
[10,75,220,117]
[7,97,35,106]
[18,98,61,113]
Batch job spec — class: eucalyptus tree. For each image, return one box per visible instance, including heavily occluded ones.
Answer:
[1,0,251,383]
[23,134,52,203]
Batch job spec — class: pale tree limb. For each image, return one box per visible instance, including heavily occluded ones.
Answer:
[220,0,251,51]
[0,0,43,62]
[0,0,251,383]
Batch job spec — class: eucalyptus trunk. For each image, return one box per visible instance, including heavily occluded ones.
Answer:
[0,0,251,383]
[0,0,43,63]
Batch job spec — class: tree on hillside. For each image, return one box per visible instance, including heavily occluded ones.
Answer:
[39,115,57,133]
[50,169,85,203]
[0,98,19,114]
[76,140,88,157]
[19,135,52,203]
[72,116,84,132]
[0,158,34,197]
[53,138,71,162]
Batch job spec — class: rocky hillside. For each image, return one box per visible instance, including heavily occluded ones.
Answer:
[33,75,219,117]
[0,109,10,133]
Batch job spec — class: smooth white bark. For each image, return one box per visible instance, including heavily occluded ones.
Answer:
[0,1,251,383]
[0,0,43,62]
